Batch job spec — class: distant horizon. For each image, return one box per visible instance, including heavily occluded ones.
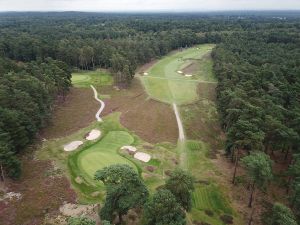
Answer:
[1,9,300,13]
[1,0,300,13]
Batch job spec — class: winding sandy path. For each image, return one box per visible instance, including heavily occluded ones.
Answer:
[173,103,187,168]
[90,85,105,122]
[172,103,185,141]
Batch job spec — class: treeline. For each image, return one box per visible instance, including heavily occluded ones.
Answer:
[0,57,71,179]
[1,13,298,86]
[213,29,300,222]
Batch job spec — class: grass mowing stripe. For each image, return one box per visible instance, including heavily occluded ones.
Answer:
[192,184,233,215]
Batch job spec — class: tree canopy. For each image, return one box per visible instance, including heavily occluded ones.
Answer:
[144,189,186,225]
[165,168,194,211]
[94,164,148,223]
[267,203,298,225]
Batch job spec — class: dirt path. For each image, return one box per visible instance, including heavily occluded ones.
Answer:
[90,85,105,122]
[172,103,185,141]
[172,103,188,169]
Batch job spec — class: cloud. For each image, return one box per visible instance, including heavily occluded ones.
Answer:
[0,0,299,11]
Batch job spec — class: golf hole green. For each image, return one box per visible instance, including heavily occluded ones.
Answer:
[77,131,136,179]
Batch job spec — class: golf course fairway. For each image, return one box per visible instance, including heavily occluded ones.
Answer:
[140,44,215,105]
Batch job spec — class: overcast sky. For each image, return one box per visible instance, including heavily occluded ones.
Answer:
[0,0,300,12]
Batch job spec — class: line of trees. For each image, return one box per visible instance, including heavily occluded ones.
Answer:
[213,28,300,223]
[1,12,298,86]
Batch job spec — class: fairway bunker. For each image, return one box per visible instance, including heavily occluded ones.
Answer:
[185,74,193,77]
[64,141,83,151]
[143,72,149,76]
[134,152,151,162]
[177,70,183,74]
[121,145,137,152]
[86,129,101,140]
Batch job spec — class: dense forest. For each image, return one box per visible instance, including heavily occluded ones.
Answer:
[0,12,300,224]
[213,26,300,221]
[0,57,71,179]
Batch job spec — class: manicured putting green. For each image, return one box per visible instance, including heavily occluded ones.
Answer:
[72,70,113,88]
[140,44,215,105]
[77,131,136,179]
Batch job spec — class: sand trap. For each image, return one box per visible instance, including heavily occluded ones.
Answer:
[185,74,193,77]
[121,146,137,152]
[177,70,183,74]
[86,129,101,140]
[64,141,83,151]
[134,152,151,162]
[143,72,149,76]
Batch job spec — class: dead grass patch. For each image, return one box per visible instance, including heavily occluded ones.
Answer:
[102,79,178,143]
[41,88,99,139]
[0,151,76,225]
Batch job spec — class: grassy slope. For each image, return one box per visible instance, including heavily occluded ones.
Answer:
[140,44,215,105]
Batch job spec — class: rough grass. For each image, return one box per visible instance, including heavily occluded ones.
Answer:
[40,88,99,139]
[0,151,76,225]
[102,78,179,143]
[140,44,215,105]
[181,98,225,152]
[183,140,235,225]
[72,70,113,88]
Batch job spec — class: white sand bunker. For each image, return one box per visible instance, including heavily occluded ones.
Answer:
[134,152,151,162]
[177,70,183,74]
[143,72,148,76]
[64,141,83,151]
[86,129,101,140]
[121,146,137,152]
[185,74,193,77]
